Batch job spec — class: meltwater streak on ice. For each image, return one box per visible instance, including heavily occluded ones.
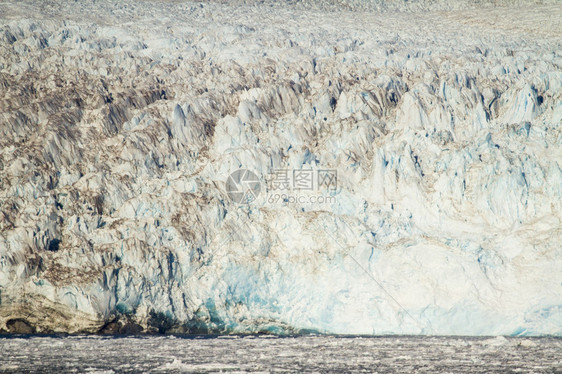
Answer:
[0,0,561,336]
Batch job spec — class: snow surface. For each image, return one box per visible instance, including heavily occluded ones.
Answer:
[0,0,561,336]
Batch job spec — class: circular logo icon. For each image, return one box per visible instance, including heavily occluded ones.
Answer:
[226,169,261,204]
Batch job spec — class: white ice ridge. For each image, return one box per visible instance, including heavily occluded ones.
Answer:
[0,0,561,335]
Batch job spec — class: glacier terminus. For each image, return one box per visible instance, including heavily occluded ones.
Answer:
[0,0,561,337]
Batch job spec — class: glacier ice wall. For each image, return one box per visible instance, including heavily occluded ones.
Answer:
[0,0,561,335]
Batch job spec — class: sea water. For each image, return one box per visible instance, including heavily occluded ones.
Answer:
[0,335,560,373]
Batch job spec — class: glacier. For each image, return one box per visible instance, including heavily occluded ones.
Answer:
[0,0,561,336]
